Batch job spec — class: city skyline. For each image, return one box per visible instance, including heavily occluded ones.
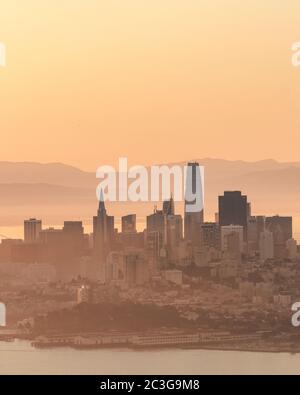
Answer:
[1,1,300,376]
[9,180,296,259]
[0,156,298,242]
[0,172,297,353]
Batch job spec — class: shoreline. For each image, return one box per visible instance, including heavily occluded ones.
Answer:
[6,339,299,355]
[2,329,299,354]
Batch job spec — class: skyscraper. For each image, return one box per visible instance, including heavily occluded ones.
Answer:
[221,225,244,253]
[247,215,266,253]
[147,207,164,236]
[24,218,42,243]
[184,162,204,246]
[265,216,292,243]
[218,191,248,239]
[286,238,298,260]
[201,222,220,249]
[163,196,175,216]
[63,221,84,258]
[259,231,274,263]
[265,216,292,259]
[93,192,114,262]
[165,214,183,261]
[119,214,143,250]
[146,199,183,265]
[122,214,137,234]
[146,207,165,261]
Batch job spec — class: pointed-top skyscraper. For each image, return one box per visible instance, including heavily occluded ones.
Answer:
[163,195,175,216]
[93,190,114,263]
[97,188,106,216]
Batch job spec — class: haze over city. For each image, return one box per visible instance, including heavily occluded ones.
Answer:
[1,1,300,377]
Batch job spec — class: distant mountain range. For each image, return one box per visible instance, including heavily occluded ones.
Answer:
[0,159,298,226]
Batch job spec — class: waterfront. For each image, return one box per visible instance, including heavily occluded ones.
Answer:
[0,340,299,375]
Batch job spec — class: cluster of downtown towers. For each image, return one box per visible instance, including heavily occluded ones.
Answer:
[20,162,293,276]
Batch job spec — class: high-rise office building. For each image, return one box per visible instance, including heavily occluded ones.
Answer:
[259,231,274,263]
[39,227,63,244]
[38,223,85,272]
[63,221,84,234]
[147,208,165,238]
[39,227,65,263]
[166,214,183,261]
[146,207,165,262]
[265,216,292,259]
[184,162,204,246]
[63,221,84,258]
[247,202,252,219]
[201,222,220,249]
[218,191,248,239]
[146,200,182,263]
[247,215,266,253]
[146,230,163,272]
[24,218,42,243]
[256,216,266,235]
[286,238,298,260]
[226,232,242,260]
[122,214,137,234]
[93,193,114,262]
[221,225,244,253]
[247,216,258,251]
[265,216,292,243]
[163,196,175,216]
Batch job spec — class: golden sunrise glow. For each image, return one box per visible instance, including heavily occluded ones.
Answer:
[0,1,300,169]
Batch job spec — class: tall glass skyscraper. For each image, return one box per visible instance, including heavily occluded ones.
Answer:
[218,191,248,240]
[184,162,204,246]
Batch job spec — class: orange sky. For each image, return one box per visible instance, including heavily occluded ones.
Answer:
[0,1,300,171]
